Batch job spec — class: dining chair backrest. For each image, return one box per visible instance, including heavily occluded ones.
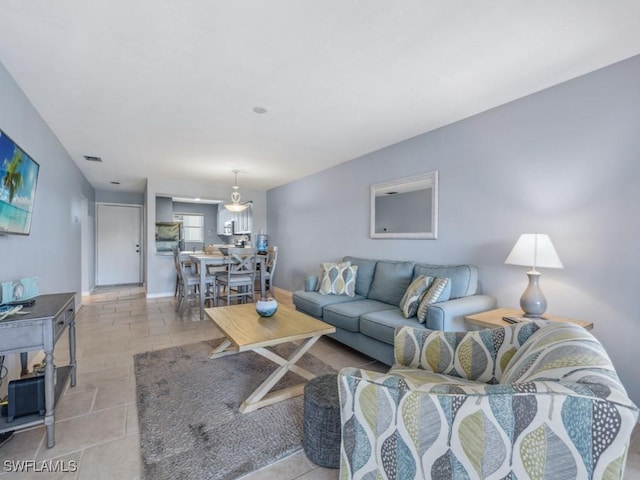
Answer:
[172,247,188,272]
[225,247,258,275]
[172,246,182,275]
[266,245,278,281]
[216,247,258,305]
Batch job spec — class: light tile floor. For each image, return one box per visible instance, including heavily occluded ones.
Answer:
[0,286,385,479]
[0,285,638,479]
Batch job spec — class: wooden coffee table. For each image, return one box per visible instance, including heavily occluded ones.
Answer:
[204,303,335,413]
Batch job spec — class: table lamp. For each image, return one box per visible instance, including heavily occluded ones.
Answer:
[504,234,563,317]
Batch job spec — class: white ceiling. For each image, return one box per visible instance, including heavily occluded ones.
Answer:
[1,1,639,193]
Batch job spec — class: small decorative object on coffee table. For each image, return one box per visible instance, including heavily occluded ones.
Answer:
[255,297,278,317]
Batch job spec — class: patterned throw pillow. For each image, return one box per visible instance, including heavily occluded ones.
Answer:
[318,261,349,293]
[319,262,358,296]
[399,276,434,318]
[416,277,450,323]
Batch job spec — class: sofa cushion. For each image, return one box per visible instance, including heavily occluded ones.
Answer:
[413,264,478,299]
[367,260,415,306]
[343,256,378,296]
[360,309,423,346]
[324,300,396,333]
[293,291,365,318]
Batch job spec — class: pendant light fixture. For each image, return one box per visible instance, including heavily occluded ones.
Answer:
[224,169,249,212]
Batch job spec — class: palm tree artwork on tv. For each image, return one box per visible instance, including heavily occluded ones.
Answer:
[1,148,25,204]
[0,129,39,235]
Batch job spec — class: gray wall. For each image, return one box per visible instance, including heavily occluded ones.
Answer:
[95,189,144,205]
[0,61,95,391]
[155,196,173,222]
[267,55,640,406]
[0,61,95,300]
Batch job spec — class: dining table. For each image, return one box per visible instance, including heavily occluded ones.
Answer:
[188,251,267,320]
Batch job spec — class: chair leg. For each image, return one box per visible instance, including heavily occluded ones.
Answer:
[178,290,185,316]
[178,285,194,317]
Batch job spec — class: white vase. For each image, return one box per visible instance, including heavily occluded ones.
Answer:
[255,297,278,317]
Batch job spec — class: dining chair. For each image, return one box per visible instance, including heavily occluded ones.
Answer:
[263,245,278,296]
[174,248,215,315]
[215,247,258,306]
[173,248,193,298]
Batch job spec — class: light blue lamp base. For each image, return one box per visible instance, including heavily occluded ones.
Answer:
[520,271,547,318]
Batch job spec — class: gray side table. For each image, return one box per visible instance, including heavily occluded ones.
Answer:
[0,293,77,448]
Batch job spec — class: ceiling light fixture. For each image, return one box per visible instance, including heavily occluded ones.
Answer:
[224,170,249,212]
[252,106,267,114]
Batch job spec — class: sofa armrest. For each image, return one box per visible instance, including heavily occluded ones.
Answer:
[338,367,639,480]
[424,294,497,331]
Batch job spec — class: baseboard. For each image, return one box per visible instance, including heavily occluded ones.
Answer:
[146,291,174,299]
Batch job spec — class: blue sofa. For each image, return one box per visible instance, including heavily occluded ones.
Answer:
[293,256,496,365]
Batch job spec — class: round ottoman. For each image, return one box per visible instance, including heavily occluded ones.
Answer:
[303,373,341,468]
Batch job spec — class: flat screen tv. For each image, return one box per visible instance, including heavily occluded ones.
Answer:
[0,129,39,235]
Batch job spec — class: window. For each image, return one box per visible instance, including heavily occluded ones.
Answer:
[173,213,204,242]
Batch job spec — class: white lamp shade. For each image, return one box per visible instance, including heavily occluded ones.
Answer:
[224,203,248,212]
[504,234,563,269]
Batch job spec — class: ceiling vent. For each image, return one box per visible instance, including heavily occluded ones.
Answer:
[83,155,102,162]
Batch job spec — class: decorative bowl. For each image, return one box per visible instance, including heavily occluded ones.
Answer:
[255,297,278,317]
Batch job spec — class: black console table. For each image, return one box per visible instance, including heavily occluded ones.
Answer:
[0,293,77,448]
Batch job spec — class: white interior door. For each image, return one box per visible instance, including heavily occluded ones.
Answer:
[96,204,142,286]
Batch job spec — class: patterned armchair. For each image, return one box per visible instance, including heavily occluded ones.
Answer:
[338,321,638,479]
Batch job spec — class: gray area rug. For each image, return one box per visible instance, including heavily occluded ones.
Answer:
[134,339,336,480]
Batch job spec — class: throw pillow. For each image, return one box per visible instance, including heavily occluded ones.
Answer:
[399,275,434,318]
[340,265,358,297]
[318,261,350,293]
[416,277,450,323]
[319,262,358,296]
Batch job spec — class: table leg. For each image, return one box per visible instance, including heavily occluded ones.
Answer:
[239,335,321,413]
[208,339,235,359]
[199,260,206,320]
[69,309,77,387]
[260,257,266,299]
[44,349,55,448]
[20,352,28,376]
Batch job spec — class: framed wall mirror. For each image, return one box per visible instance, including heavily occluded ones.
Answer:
[370,170,438,239]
